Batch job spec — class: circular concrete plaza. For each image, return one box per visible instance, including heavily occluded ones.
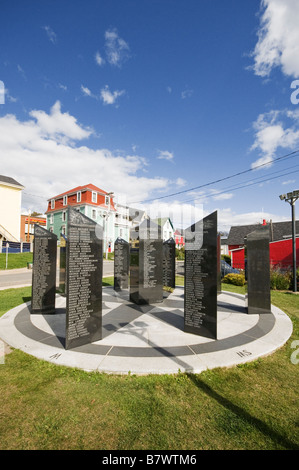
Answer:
[0,286,293,375]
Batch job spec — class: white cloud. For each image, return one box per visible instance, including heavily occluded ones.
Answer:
[212,192,233,201]
[100,85,125,105]
[0,103,169,213]
[58,83,67,91]
[6,90,17,103]
[175,177,186,187]
[17,64,26,80]
[181,88,193,99]
[104,28,130,67]
[42,26,57,44]
[251,0,299,78]
[81,85,92,97]
[157,150,174,161]
[217,208,288,231]
[95,51,105,66]
[250,109,299,168]
[282,179,296,185]
[80,85,99,100]
[29,101,93,144]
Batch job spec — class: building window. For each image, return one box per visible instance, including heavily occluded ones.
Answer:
[49,227,53,233]
[92,191,97,203]
[62,211,66,222]
[120,228,123,237]
[51,199,55,209]
[63,195,67,206]
[77,191,81,202]
[50,214,54,224]
[62,225,66,235]
[105,195,109,205]
[92,209,97,219]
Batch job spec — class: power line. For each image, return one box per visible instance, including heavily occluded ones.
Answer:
[176,168,299,205]
[22,149,299,207]
[176,164,299,205]
[129,149,299,204]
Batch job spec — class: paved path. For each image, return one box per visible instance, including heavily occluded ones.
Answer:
[0,287,292,375]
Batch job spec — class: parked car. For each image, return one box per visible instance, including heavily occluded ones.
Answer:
[221,259,240,278]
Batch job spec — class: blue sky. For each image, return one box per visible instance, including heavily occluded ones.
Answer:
[1,0,299,231]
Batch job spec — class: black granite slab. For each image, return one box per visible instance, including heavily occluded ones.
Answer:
[129,218,163,304]
[246,225,271,315]
[114,237,129,290]
[65,207,103,349]
[217,234,221,295]
[163,237,176,288]
[31,225,57,314]
[184,211,218,339]
[59,234,67,295]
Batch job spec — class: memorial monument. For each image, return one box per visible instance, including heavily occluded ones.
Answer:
[184,211,218,339]
[65,207,103,349]
[31,225,57,314]
[114,237,129,290]
[59,234,67,295]
[129,218,163,304]
[246,225,271,315]
[217,234,221,295]
[163,237,176,288]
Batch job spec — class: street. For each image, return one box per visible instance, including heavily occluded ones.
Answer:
[0,260,115,290]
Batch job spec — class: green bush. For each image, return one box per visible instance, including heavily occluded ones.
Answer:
[222,273,246,286]
[176,247,185,260]
[290,267,299,285]
[270,268,291,291]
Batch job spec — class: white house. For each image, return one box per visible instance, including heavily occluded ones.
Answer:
[0,175,24,242]
[153,217,175,241]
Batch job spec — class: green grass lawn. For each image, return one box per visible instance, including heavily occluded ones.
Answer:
[0,252,33,270]
[0,280,298,450]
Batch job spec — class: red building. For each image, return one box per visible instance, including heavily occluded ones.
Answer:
[174,229,184,249]
[46,184,116,214]
[45,184,117,253]
[227,220,299,270]
[20,214,46,242]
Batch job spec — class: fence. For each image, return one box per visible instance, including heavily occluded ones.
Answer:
[0,241,32,253]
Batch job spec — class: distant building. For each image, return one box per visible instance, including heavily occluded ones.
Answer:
[221,237,229,256]
[128,207,148,227]
[46,184,130,253]
[20,214,46,243]
[153,217,174,241]
[174,229,184,248]
[227,219,299,270]
[0,175,24,242]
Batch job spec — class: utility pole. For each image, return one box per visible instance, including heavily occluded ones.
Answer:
[105,192,114,259]
[279,190,299,292]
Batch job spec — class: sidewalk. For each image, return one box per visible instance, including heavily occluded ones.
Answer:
[0,287,293,375]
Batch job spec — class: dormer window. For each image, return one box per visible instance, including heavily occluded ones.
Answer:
[63,195,67,206]
[92,191,97,203]
[105,195,109,205]
[77,191,81,202]
[51,199,55,209]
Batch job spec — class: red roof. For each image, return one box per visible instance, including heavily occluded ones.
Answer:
[48,184,109,200]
